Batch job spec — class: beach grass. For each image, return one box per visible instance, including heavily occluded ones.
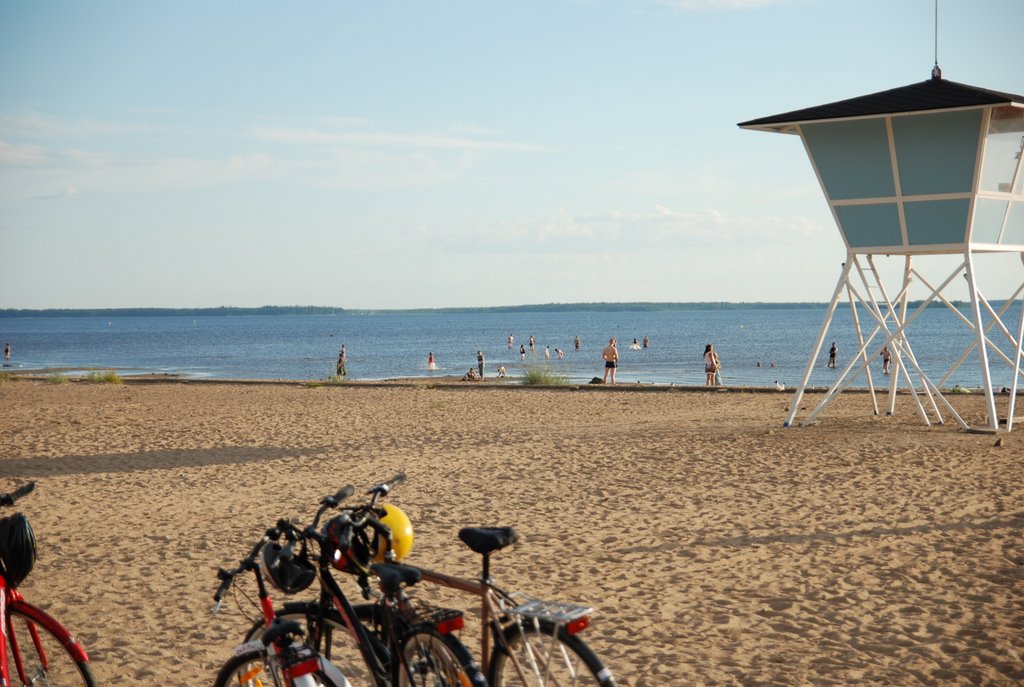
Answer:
[84,370,123,384]
[0,371,13,382]
[520,365,570,386]
[306,375,347,387]
[45,373,68,384]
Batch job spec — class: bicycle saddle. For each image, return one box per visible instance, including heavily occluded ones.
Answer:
[458,527,519,555]
[371,562,422,595]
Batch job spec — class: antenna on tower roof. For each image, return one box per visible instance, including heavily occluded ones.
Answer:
[931,0,942,79]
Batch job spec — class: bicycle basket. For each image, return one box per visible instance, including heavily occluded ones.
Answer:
[0,513,36,587]
[259,541,316,594]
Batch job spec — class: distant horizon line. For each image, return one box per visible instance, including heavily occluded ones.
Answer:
[0,299,974,318]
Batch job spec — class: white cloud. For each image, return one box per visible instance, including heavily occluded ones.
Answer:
[0,140,49,165]
[248,125,546,152]
[655,0,782,9]
[0,112,148,138]
[429,205,826,254]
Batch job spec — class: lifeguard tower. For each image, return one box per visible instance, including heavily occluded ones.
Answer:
[739,70,1024,432]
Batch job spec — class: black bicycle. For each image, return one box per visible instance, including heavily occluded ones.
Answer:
[226,477,486,687]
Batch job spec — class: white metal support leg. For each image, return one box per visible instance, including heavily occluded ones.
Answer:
[785,260,854,427]
[1009,254,1024,431]
[867,255,942,423]
[890,256,913,416]
[845,279,879,415]
[964,251,999,431]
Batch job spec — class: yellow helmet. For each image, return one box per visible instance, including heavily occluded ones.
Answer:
[373,504,414,563]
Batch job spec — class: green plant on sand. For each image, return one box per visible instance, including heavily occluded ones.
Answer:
[45,373,68,384]
[520,365,569,386]
[84,370,123,384]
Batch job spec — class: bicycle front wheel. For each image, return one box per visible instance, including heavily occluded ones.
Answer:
[213,649,276,687]
[6,605,97,687]
[399,626,486,687]
[244,602,383,687]
[488,620,616,687]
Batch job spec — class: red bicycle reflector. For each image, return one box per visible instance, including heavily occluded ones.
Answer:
[289,657,321,677]
[435,614,464,634]
[566,616,590,635]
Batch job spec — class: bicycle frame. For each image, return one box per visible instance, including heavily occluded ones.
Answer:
[314,563,390,684]
[0,578,90,687]
[412,567,498,674]
[414,563,597,686]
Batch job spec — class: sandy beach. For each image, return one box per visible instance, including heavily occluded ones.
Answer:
[0,378,1021,685]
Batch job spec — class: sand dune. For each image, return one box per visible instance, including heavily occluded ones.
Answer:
[0,380,1021,685]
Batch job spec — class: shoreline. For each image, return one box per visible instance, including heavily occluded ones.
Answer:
[1,369,1008,397]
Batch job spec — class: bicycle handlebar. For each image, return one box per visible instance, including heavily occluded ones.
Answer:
[0,481,36,507]
[211,477,407,611]
[367,473,405,498]
[211,529,278,610]
[321,484,355,509]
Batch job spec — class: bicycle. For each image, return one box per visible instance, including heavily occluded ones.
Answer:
[412,527,617,687]
[0,481,97,687]
[212,521,351,686]
[226,478,485,687]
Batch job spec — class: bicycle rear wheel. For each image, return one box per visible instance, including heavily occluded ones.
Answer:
[5,605,97,687]
[399,626,486,687]
[487,620,616,687]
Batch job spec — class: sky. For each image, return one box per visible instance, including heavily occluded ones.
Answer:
[1,0,1022,310]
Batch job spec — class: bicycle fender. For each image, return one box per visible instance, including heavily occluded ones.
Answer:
[10,599,90,663]
[317,656,352,687]
[230,640,264,657]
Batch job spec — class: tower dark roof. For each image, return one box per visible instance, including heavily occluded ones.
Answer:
[739,77,1024,130]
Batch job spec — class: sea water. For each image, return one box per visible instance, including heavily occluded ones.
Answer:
[0,306,1018,389]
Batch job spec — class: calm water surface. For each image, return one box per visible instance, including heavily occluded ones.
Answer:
[0,307,1019,389]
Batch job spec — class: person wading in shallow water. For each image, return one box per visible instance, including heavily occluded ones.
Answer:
[602,338,619,384]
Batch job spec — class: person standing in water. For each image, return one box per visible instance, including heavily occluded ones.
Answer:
[427,352,437,370]
[703,344,720,386]
[477,350,485,379]
[602,338,619,384]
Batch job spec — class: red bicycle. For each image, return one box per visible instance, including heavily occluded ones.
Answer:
[0,481,96,687]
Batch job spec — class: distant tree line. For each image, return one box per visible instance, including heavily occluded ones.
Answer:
[0,300,976,318]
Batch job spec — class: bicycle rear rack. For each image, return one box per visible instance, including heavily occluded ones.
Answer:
[506,596,592,624]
